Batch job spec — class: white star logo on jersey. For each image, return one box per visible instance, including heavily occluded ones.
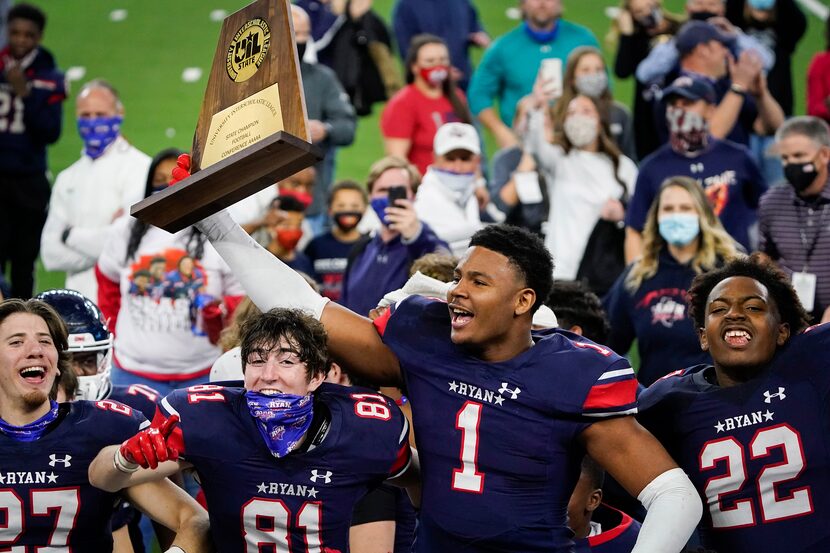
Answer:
[47,472,58,483]
[498,383,521,400]
[763,387,786,403]
[309,470,332,484]
[48,454,72,468]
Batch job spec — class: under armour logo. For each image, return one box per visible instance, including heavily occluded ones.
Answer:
[763,387,786,403]
[48,454,72,467]
[498,383,521,400]
[309,470,332,484]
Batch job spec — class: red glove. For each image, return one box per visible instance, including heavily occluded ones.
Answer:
[169,154,192,186]
[118,415,180,470]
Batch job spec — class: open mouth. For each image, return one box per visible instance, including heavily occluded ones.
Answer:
[449,305,474,330]
[19,366,47,385]
[257,389,283,396]
[723,328,752,348]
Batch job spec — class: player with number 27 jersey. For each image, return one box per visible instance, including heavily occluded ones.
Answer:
[0,399,147,550]
[374,296,638,551]
[158,383,411,552]
[639,322,830,552]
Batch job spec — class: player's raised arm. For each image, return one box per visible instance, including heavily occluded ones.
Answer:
[581,416,702,552]
[122,479,212,553]
[195,205,402,385]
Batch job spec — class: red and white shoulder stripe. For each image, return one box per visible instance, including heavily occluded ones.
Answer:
[582,366,638,418]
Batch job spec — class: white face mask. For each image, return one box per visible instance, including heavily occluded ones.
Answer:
[574,72,608,99]
[433,168,477,204]
[564,114,599,148]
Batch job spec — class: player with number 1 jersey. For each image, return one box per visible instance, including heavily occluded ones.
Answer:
[639,256,830,552]
[374,296,638,550]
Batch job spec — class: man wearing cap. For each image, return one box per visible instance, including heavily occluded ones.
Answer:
[624,74,766,260]
[414,122,496,257]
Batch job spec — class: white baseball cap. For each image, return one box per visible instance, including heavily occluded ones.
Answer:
[434,123,480,156]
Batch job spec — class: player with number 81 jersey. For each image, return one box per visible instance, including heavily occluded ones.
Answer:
[157,383,410,552]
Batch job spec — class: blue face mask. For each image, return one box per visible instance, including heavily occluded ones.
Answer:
[370,196,390,226]
[77,115,123,159]
[0,401,59,442]
[658,213,700,247]
[245,391,314,458]
[522,21,559,43]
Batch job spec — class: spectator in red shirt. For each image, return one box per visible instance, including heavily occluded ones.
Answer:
[808,15,830,124]
[381,33,474,176]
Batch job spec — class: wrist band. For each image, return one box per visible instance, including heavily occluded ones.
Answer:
[730,83,747,96]
[113,449,140,474]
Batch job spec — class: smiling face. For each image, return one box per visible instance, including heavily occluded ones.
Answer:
[0,312,59,415]
[243,336,325,397]
[699,276,789,379]
[448,247,535,358]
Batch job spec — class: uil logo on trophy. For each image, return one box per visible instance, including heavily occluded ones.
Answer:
[131,0,320,233]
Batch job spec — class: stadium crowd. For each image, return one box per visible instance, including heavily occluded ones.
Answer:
[1,0,830,551]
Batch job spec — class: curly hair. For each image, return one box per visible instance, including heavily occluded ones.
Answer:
[687,254,811,334]
[239,308,329,382]
[469,225,553,313]
[546,280,610,343]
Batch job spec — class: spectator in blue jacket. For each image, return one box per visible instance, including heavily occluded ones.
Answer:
[0,3,65,297]
[341,156,449,316]
[604,176,738,386]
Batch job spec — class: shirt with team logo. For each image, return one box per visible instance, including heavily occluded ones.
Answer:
[0,399,148,550]
[372,296,639,552]
[604,249,713,386]
[638,323,830,552]
[158,383,410,553]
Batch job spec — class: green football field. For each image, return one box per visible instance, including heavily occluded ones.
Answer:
[22,0,828,292]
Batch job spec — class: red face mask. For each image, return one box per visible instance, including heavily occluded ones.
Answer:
[276,228,303,251]
[279,188,313,209]
[419,65,449,87]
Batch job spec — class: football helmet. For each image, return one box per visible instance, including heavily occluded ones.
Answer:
[36,289,113,401]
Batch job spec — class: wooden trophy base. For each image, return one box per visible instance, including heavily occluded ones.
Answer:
[130,131,322,233]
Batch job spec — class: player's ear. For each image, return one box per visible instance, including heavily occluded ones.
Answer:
[776,322,790,346]
[587,489,602,513]
[698,327,709,351]
[307,369,326,393]
[515,288,535,317]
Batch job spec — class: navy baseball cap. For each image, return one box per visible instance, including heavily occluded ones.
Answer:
[662,75,717,105]
[675,20,736,57]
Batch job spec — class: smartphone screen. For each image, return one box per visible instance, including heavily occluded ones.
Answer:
[388,185,407,207]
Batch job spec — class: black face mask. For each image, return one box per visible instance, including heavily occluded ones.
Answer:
[296,42,307,61]
[689,11,719,21]
[333,211,363,232]
[636,8,663,30]
[784,159,821,194]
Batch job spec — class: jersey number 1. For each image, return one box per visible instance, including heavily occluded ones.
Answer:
[452,401,485,494]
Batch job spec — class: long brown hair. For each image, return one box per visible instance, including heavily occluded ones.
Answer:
[625,176,738,291]
[404,34,472,125]
[551,47,614,126]
[552,94,627,187]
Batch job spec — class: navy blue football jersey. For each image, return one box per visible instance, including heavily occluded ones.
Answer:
[373,296,639,552]
[109,383,161,420]
[573,504,641,553]
[0,399,148,550]
[639,323,830,552]
[159,383,410,553]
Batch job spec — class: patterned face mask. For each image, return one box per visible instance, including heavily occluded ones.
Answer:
[77,115,123,159]
[245,390,314,458]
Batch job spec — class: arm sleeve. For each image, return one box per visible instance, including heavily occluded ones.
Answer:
[624,171,654,232]
[391,3,418,60]
[603,273,637,358]
[741,151,767,208]
[64,224,112,260]
[735,33,775,72]
[195,209,330,318]
[773,0,807,54]
[21,73,65,145]
[614,33,648,79]
[632,468,703,553]
[635,40,678,85]
[807,56,830,120]
[380,93,416,140]
[523,109,564,176]
[467,44,502,116]
[402,223,450,259]
[39,184,98,272]
[321,71,356,147]
[468,1,484,34]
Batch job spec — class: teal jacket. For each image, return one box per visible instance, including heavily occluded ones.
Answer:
[467,21,598,125]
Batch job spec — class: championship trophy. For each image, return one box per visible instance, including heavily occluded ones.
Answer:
[131,0,321,232]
